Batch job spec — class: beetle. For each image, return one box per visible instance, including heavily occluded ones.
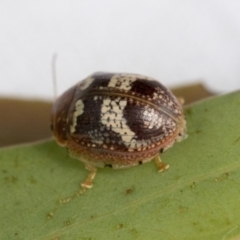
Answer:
[51,72,187,189]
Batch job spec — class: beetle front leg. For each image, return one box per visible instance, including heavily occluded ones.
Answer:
[177,97,185,105]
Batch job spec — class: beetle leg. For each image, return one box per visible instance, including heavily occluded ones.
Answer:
[177,97,185,105]
[81,163,97,189]
[154,155,169,172]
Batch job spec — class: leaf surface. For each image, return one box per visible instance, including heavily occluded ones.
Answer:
[1,91,240,240]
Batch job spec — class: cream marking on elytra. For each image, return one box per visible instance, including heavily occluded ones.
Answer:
[70,99,84,133]
[99,74,166,151]
[143,108,162,130]
[108,74,156,90]
[78,77,95,90]
[101,96,136,145]
[108,74,137,90]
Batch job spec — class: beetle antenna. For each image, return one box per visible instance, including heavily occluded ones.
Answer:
[51,53,58,101]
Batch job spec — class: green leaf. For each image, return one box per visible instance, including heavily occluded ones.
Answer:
[1,90,240,240]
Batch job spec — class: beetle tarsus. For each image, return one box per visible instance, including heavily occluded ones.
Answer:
[154,156,169,172]
[81,164,97,189]
[177,97,185,105]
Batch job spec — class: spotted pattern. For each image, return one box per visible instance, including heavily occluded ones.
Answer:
[53,72,187,168]
[108,74,140,90]
[70,99,84,133]
[78,77,95,90]
[101,97,136,144]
